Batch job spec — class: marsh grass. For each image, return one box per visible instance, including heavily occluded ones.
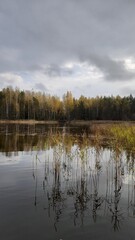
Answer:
[91,123,135,152]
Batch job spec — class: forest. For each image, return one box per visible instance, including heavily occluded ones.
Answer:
[0,87,135,121]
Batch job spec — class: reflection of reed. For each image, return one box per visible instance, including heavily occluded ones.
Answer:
[74,149,90,226]
[92,148,103,223]
[39,143,105,230]
[32,141,135,232]
[127,155,135,218]
[52,147,65,231]
[105,150,124,231]
[33,154,40,207]
[43,145,66,231]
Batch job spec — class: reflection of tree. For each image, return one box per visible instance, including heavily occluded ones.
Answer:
[1,123,135,161]
[0,124,90,155]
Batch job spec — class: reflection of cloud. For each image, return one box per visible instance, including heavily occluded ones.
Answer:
[123,174,135,185]
[0,154,21,165]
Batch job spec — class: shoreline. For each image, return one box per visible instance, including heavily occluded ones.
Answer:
[0,120,58,124]
[0,119,135,125]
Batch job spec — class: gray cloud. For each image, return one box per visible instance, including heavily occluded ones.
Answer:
[0,0,135,85]
[120,86,135,96]
[80,54,135,81]
[44,64,73,77]
[34,83,48,92]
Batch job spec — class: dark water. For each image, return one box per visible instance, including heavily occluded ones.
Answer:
[0,124,135,240]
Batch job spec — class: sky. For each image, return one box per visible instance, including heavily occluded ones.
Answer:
[0,0,135,98]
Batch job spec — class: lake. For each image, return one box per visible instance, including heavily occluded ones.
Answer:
[0,123,135,240]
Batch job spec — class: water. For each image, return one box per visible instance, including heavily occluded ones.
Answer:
[0,124,135,240]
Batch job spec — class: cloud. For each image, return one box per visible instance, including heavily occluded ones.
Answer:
[0,73,23,88]
[81,54,135,82]
[34,82,48,92]
[43,64,74,77]
[120,86,135,96]
[0,0,135,95]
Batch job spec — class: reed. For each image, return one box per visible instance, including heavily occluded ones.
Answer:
[91,123,135,151]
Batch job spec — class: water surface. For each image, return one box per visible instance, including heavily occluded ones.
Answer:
[0,124,135,240]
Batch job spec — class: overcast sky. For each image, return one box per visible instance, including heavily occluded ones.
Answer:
[0,0,135,97]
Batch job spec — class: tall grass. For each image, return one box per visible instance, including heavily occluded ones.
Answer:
[91,123,135,151]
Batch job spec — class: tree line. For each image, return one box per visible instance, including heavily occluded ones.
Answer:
[0,87,135,121]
